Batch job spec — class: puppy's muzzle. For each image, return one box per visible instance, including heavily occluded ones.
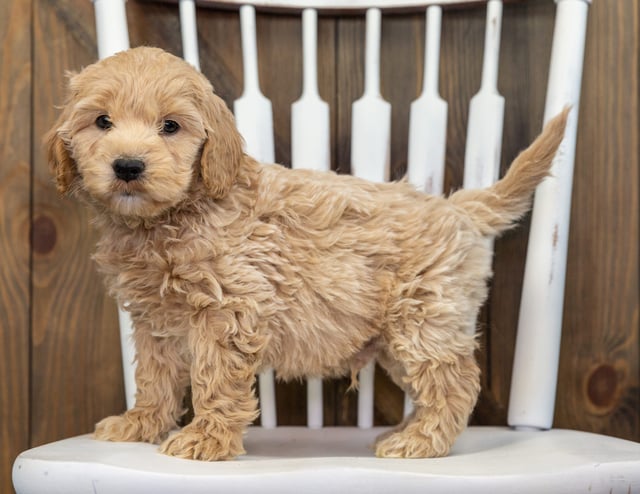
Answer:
[113,158,145,182]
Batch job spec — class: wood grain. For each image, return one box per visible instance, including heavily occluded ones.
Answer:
[554,0,639,440]
[31,0,125,447]
[0,1,31,492]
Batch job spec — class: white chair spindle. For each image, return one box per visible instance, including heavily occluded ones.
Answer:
[356,361,375,429]
[508,0,590,431]
[258,371,277,429]
[233,4,277,428]
[404,5,446,418]
[463,0,504,191]
[117,308,137,410]
[407,5,446,196]
[350,7,390,429]
[306,377,323,429]
[234,5,275,164]
[292,8,330,173]
[93,0,130,60]
[179,0,201,70]
[351,7,390,184]
[402,393,413,419]
[92,0,137,411]
[290,8,328,428]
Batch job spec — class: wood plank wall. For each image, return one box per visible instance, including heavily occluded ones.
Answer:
[1,0,638,492]
[1,0,32,491]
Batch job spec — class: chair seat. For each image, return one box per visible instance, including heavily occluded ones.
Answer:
[13,426,640,494]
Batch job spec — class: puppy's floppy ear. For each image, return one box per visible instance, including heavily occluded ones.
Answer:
[44,116,76,195]
[45,73,78,195]
[199,90,245,199]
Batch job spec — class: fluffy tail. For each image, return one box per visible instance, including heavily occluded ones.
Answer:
[450,107,569,236]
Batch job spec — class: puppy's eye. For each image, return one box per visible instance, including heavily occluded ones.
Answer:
[161,120,180,135]
[96,115,113,130]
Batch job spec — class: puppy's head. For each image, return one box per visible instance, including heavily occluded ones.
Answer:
[46,47,244,218]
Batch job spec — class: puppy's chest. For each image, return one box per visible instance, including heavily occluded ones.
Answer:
[95,233,277,335]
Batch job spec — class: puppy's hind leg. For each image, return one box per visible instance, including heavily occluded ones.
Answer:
[375,317,480,458]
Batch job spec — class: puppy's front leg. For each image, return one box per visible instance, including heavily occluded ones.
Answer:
[160,305,263,461]
[95,328,189,444]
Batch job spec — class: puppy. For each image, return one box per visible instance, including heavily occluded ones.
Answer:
[46,46,568,460]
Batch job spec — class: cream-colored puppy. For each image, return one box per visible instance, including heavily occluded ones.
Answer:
[47,46,568,461]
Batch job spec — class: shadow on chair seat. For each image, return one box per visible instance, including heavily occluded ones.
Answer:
[13,426,640,494]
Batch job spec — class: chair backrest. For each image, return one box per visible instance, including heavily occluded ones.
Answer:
[92,0,590,432]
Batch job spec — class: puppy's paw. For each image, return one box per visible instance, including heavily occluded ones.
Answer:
[94,410,171,444]
[159,424,245,461]
[374,430,449,459]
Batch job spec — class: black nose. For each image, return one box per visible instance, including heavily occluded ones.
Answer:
[113,158,145,182]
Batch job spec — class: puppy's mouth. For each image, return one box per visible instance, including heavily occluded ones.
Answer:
[112,180,146,202]
[108,176,150,208]
[107,173,174,218]
[108,185,154,217]
[113,180,145,195]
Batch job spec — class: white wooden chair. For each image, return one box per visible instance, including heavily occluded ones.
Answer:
[13,1,640,493]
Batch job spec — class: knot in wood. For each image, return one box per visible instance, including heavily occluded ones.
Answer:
[586,363,619,413]
[32,215,57,255]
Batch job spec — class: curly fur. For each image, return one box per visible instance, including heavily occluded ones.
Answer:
[46,47,568,460]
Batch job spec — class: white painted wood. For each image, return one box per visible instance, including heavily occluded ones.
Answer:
[179,0,201,70]
[258,370,277,428]
[197,0,491,11]
[350,8,389,429]
[463,0,504,191]
[93,0,137,411]
[404,5,445,418]
[291,8,330,172]
[14,427,640,494]
[232,4,277,427]
[407,5,447,195]
[356,360,375,429]
[306,377,323,429]
[508,0,590,431]
[92,0,130,60]
[351,8,391,184]
[117,307,137,410]
[234,5,275,164]
[289,8,327,429]
[403,392,414,418]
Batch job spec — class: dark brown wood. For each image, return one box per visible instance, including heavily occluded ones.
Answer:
[0,1,31,492]
[554,0,639,440]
